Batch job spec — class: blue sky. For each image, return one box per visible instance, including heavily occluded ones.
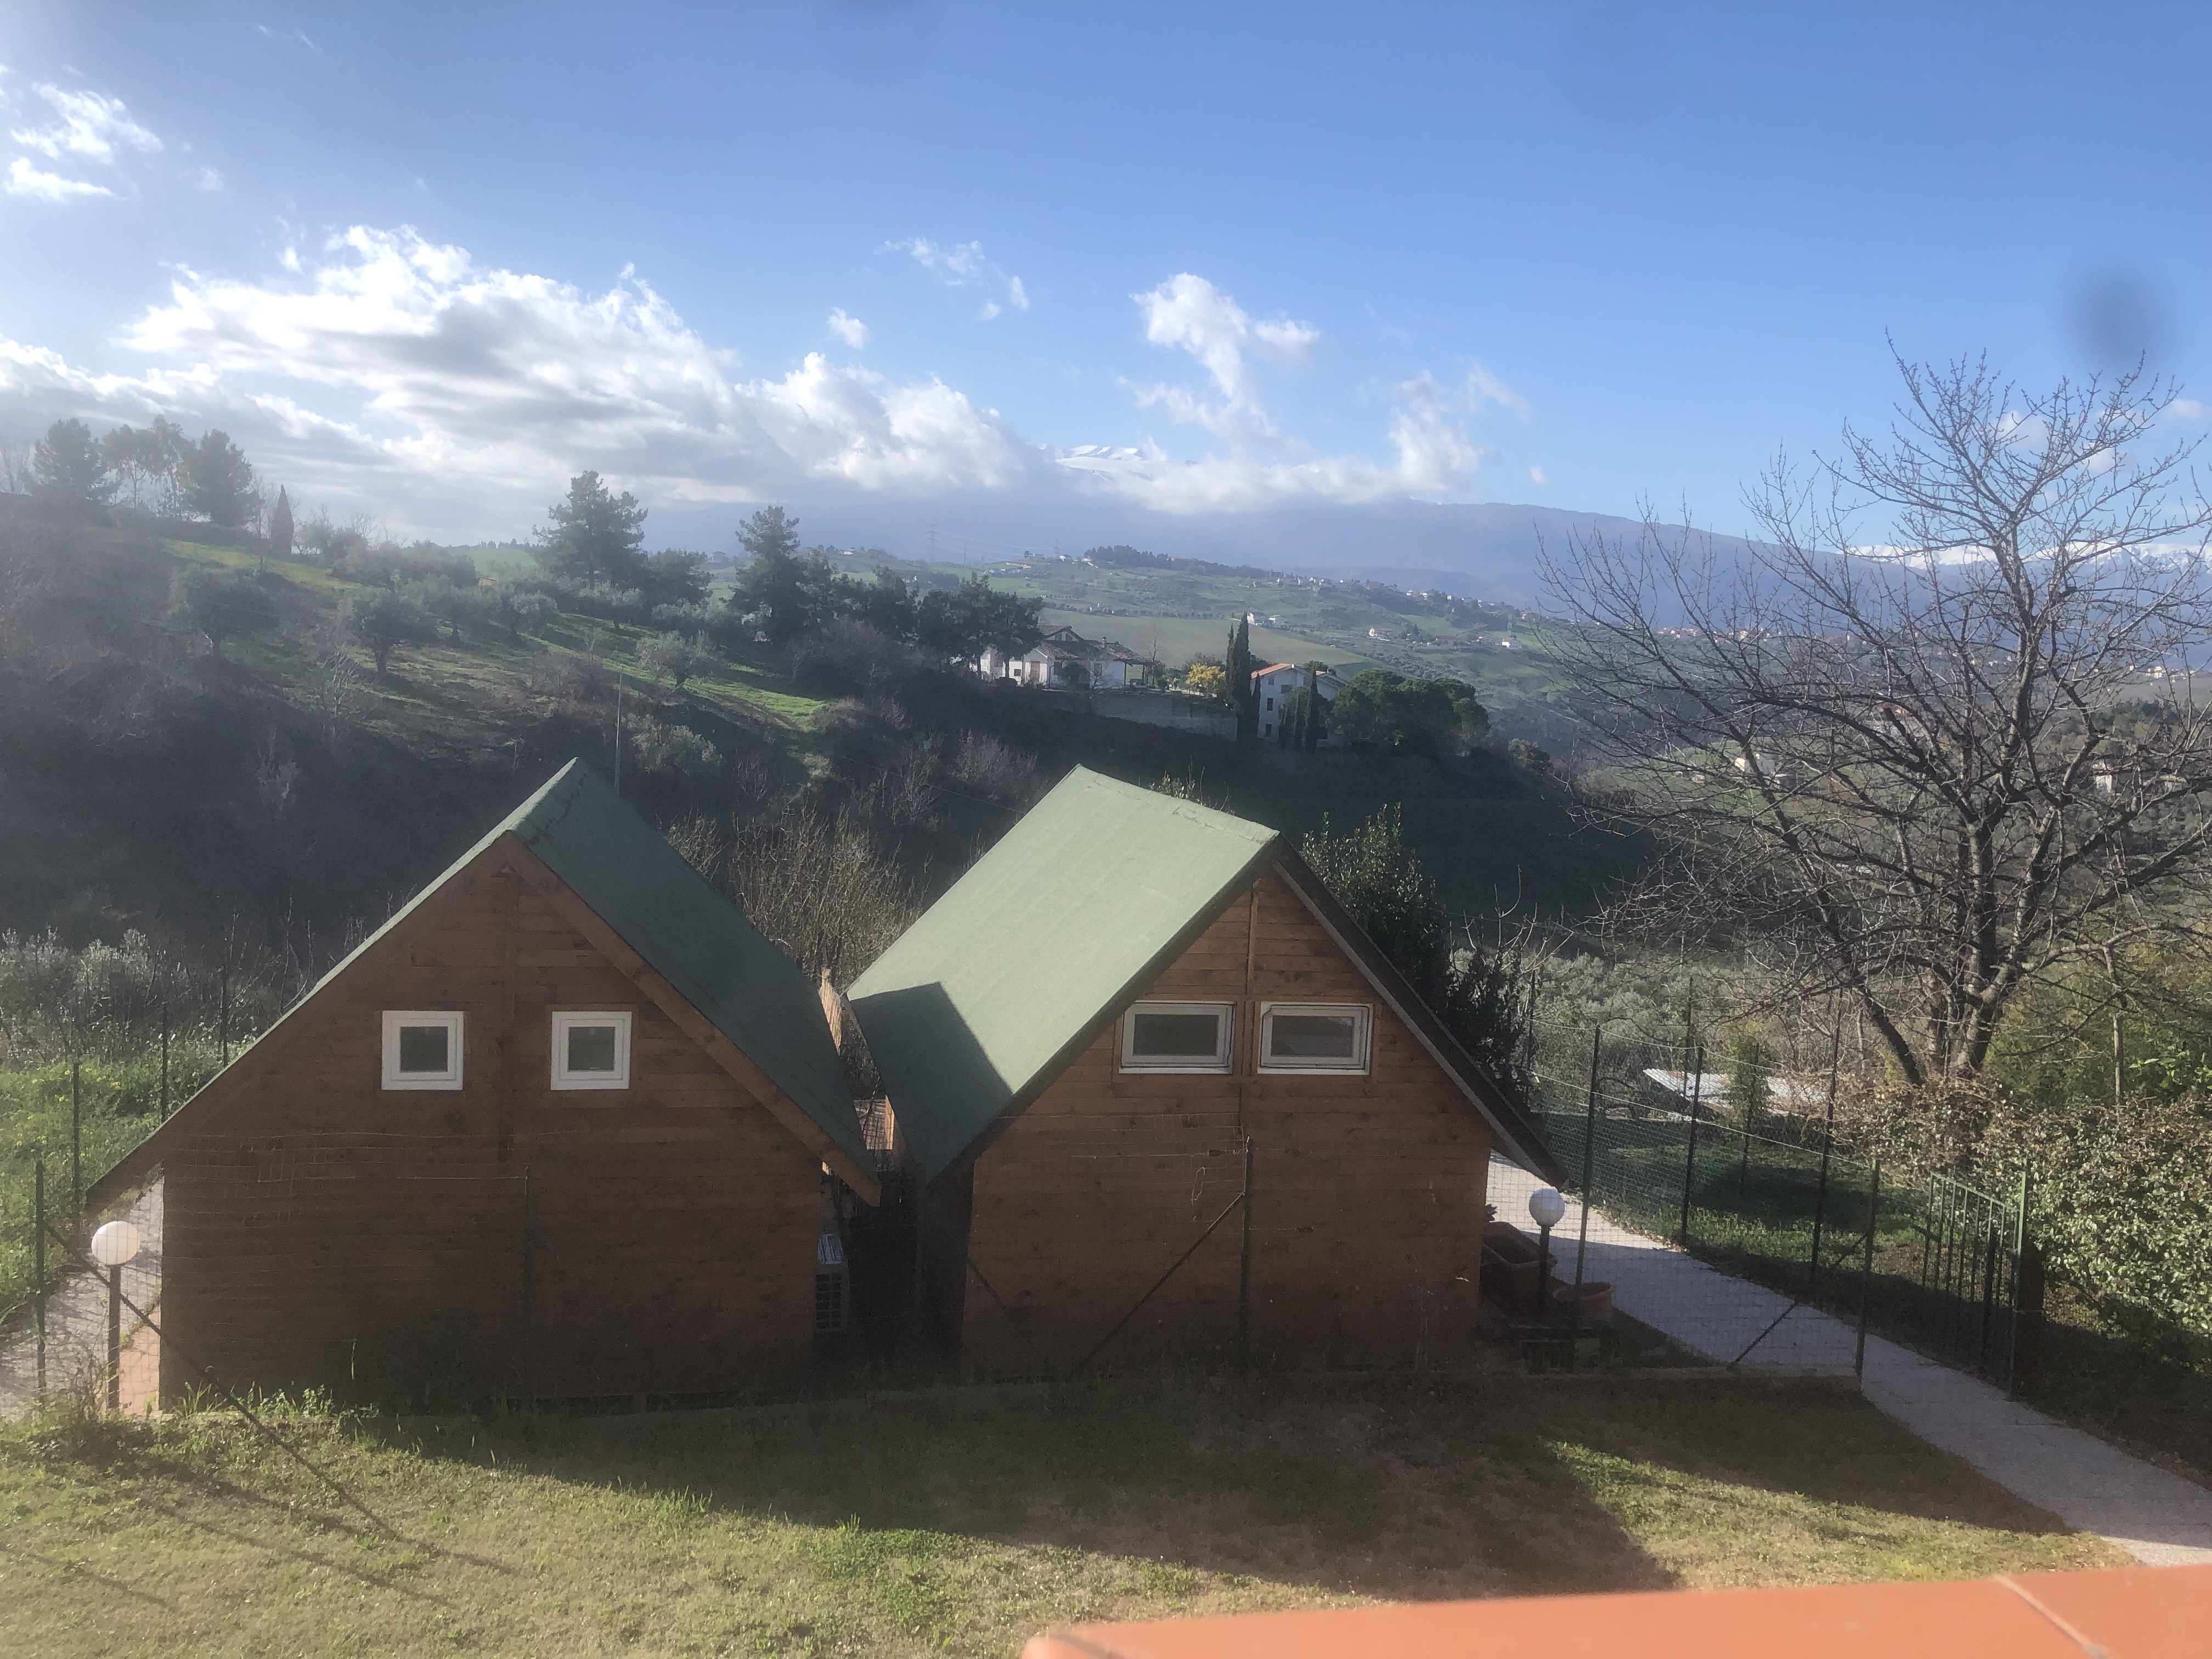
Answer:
[2,1,2207,565]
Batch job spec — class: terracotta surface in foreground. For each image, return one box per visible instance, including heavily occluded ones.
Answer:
[1022,1564,2212,1658]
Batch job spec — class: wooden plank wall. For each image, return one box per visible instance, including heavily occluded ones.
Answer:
[961,866,1493,1373]
[159,851,826,1406]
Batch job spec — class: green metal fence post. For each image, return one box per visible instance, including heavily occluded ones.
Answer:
[1572,1025,1600,1300]
[1855,1159,1881,1380]
[33,1158,46,1406]
[1807,1026,1842,1295]
[70,1059,82,1215]
[2007,1163,2030,1399]
[1677,1043,1704,1246]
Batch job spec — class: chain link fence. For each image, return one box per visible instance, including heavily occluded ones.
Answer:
[1521,1022,2036,1386]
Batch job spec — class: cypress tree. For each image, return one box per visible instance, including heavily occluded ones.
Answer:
[268,486,294,557]
[1226,617,1257,746]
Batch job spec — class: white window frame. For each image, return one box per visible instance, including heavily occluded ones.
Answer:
[381,1010,465,1091]
[1257,1001,1373,1075]
[1119,1001,1234,1074]
[550,1009,634,1091]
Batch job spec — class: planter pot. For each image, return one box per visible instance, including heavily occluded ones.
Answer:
[1551,1282,1613,1319]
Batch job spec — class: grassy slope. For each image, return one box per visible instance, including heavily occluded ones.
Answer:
[0,1378,2117,1658]
[167,539,1627,921]
[0,531,833,940]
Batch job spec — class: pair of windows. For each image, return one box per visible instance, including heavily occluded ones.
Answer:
[379,1010,634,1091]
[1119,1001,1372,1074]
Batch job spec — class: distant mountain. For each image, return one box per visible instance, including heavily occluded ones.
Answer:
[645,495,1759,611]
[1145,501,1765,607]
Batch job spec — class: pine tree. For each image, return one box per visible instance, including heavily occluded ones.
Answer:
[532,471,651,588]
[30,419,115,508]
[268,487,295,557]
[183,430,256,528]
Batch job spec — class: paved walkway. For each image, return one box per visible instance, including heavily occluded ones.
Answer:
[1488,1156,2212,1566]
[0,1182,163,1415]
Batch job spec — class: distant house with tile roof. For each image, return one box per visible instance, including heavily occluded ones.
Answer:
[1250,662,1347,745]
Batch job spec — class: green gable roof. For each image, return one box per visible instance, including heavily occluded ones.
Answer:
[848,768,1279,1181]
[506,761,871,1172]
[92,759,869,1205]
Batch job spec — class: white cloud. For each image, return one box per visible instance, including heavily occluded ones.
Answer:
[4,156,112,201]
[256,25,323,53]
[889,236,1029,320]
[1468,362,1530,418]
[1130,273,1318,438]
[2168,397,2208,422]
[9,83,161,163]
[1529,464,1549,486]
[193,166,223,192]
[826,308,870,348]
[1061,373,1483,514]
[0,227,1034,527]
[0,228,1499,532]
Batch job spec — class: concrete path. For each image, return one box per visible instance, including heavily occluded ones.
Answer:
[0,1182,163,1415]
[1488,1156,2212,1566]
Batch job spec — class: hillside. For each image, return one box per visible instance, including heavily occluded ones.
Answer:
[806,545,1584,754]
[0,496,1632,966]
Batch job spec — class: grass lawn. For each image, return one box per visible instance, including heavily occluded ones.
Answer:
[0,1375,2119,1657]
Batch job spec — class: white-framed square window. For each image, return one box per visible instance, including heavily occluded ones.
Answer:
[1258,1002,1372,1074]
[551,1010,633,1091]
[382,1011,464,1090]
[1119,1001,1234,1073]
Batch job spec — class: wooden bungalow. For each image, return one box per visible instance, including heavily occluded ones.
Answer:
[89,760,878,1408]
[847,767,1559,1374]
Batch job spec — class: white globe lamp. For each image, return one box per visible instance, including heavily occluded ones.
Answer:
[90,1219,143,1413]
[1528,1187,1566,1319]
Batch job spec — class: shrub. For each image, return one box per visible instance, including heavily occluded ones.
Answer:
[400,575,493,644]
[637,630,716,690]
[172,566,278,659]
[669,806,917,988]
[1981,1091,2212,1345]
[947,731,1036,803]
[528,653,612,710]
[789,619,919,695]
[628,718,721,786]
[490,578,559,640]
[538,577,649,624]
[650,602,713,638]
[342,588,436,674]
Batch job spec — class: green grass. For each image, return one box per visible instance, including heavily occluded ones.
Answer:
[167,543,831,742]
[1,1055,216,1323]
[0,1375,2118,1657]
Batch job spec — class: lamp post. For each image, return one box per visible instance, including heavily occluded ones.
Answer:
[1528,1187,1566,1319]
[90,1221,142,1414]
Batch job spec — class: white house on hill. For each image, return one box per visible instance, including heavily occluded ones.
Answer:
[1252,662,1347,745]
[980,625,1145,689]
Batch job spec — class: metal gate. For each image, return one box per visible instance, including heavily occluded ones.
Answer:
[1911,1172,2031,1389]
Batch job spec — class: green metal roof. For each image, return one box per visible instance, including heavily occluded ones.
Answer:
[92,759,870,1205]
[849,768,1279,1181]
[501,760,872,1171]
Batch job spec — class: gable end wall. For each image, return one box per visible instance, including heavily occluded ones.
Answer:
[158,847,825,1406]
[958,866,1492,1373]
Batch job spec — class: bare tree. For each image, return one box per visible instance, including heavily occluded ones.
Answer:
[669,806,917,988]
[1543,354,2212,1085]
